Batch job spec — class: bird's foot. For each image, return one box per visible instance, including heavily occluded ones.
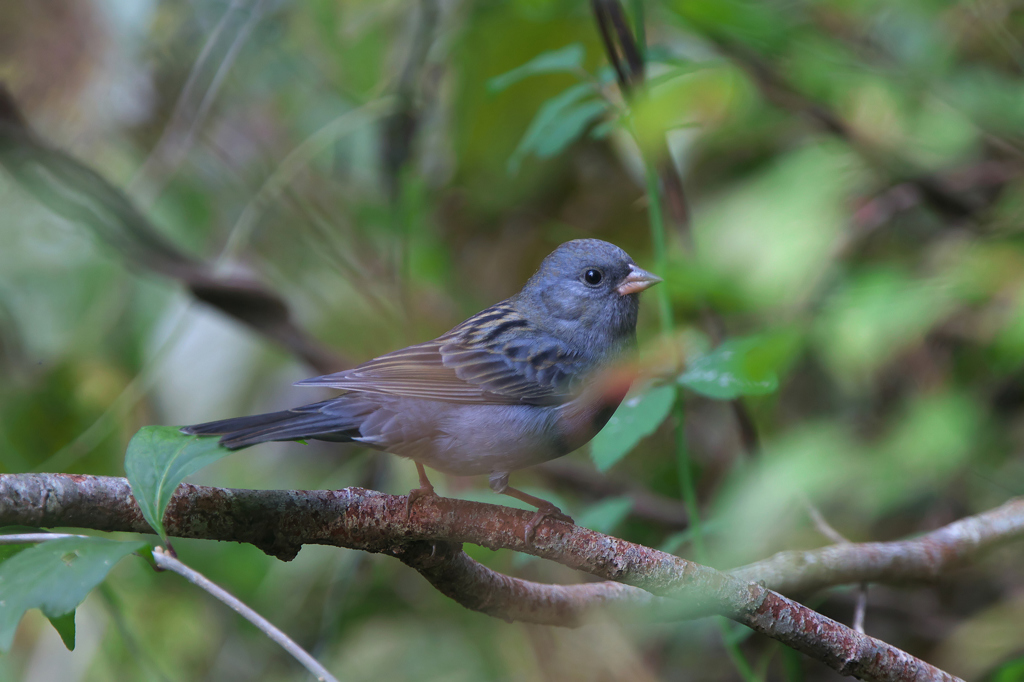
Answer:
[524,503,574,544]
[404,483,438,520]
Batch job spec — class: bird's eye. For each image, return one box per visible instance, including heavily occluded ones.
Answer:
[583,268,603,286]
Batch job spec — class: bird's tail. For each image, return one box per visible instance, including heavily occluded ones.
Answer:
[181,399,364,450]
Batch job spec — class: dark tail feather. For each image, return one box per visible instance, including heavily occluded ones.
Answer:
[181,400,362,449]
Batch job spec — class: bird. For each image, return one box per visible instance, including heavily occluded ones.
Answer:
[182,239,661,540]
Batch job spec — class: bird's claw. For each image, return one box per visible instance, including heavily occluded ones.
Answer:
[404,484,438,520]
[524,504,574,544]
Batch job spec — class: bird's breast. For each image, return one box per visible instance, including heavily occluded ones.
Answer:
[552,366,636,454]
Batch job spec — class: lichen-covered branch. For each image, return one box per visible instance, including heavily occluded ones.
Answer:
[0,473,968,681]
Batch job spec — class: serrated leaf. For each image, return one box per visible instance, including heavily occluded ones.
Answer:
[590,385,676,472]
[487,43,585,92]
[678,337,780,399]
[577,496,634,534]
[47,610,75,650]
[124,426,232,540]
[0,537,144,652]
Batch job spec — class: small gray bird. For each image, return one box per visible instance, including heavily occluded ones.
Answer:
[182,239,660,538]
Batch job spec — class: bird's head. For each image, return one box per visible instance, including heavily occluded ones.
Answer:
[514,239,661,359]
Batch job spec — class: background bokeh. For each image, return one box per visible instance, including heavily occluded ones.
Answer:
[3,0,1024,680]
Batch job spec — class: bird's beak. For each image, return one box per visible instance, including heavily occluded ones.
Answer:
[616,263,662,296]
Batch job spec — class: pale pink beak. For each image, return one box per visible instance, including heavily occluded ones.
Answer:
[616,263,662,296]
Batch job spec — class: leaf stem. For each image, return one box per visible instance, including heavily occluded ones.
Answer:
[643,159,674,335]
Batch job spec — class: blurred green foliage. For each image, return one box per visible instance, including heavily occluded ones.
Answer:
[2,0,1024,680]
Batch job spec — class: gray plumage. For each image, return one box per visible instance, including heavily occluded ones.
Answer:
[182,239,660,506]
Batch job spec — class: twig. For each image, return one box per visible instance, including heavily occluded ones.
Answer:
[804,499,870,634]
[806,499,851,545]
[853,587,868,635]
[0,472,978,681]
[151,546,338,682]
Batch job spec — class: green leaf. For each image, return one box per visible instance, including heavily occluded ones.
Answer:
[487,43,585,92]
[533,101,608,158]
[589,116,622,139]
[0,537,144,652]
[644,45,687,65]
[990,654,1024,682]
[47,610,75,650]
[124,425,232,540]
[678,337,780,399]
[508,84,607,173]
[577,496,633,534]
[590,385,676,472]
[0,544,31,563]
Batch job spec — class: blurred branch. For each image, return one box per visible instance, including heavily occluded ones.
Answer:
[846,160,1020,239]
[0,84,346,375]
[380,0,439,201]
[591,0,690,232]
[730,498,1024,595]
[0,473,966,681]
[705,36,1000,221]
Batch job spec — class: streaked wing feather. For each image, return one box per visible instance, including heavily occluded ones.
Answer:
[295,303,583,405]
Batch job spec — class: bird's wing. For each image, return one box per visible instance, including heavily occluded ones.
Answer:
[294,303,585,405]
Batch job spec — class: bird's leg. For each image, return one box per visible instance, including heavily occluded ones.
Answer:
[489,472,574,543]
[405,462,438,519]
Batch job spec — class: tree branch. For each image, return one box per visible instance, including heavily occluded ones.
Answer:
[0,473,970,681]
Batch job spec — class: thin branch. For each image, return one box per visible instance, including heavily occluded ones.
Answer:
[0,473,973,681]
[806,499,852,545]
[853,588,868,635]
[804,499,870,634]
[730,498,1024,594]
[151,546,338,682]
